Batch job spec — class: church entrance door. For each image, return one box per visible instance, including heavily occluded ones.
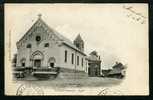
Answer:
[30,51,44,68]
[34,59,41,68]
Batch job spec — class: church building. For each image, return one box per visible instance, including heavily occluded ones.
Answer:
[16,14,88,72]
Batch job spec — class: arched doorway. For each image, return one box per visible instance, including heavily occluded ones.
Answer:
[20,58,26,67]
[30,51,44,68]
[48,57,56,68]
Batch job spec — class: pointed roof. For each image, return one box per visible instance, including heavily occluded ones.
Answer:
[90,51,98,56]
[108,68,122,75]
[17,14,86,55]
[74,34,84,42]
[88,51,101,61]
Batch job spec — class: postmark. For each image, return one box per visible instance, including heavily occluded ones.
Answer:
[97,88,123,95]
[16,83,44,95]
[123,5,147,24]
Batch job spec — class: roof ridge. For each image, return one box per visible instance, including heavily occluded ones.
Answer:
[17,18,40,44]
[17,16,86,55]
[40,19,86,55]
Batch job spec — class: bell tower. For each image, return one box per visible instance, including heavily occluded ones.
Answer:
[73,34,84,52]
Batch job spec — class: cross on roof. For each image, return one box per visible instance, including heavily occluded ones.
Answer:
[38,14,42,19]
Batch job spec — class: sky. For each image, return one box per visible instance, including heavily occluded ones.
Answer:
[5,4,148,69]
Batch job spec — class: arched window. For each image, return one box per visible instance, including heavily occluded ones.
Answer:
[76,43,80,48]
[77,56,79,65]
[26,44,31,48]
[82,58,83,67]
[44,43,49,47]
[48,57,56,68]
[64,50,67,63]
[71,53,74,64]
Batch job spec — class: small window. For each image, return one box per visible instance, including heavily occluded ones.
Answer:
[50,63,54,68]
[77,56,79,66]
[44,43,49,47]
[22,62,25,67]
[36,36,41,42]
[82,58,83,67]
[71,53,74,64]
[26,44,31,48]
[65,50,67,63]
[76,43,80,48]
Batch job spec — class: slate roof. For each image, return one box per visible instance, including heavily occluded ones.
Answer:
[108,68,122,75]
[88,55,100,61]
[17,16,86,56]
[88,51,101,61]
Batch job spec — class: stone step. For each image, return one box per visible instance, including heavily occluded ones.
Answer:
[57,68,88,79]
[60,73,87,77]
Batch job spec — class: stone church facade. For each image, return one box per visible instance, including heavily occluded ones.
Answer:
[16,15,88,72]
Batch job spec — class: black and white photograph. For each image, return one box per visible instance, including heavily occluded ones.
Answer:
[5,4,148,95]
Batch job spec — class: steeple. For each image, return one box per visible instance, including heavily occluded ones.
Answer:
[75,34,83,42]
[73,34,84,52]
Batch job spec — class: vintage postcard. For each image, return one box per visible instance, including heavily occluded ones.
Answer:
[5,4,149,95]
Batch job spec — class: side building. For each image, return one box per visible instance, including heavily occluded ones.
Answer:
[87,51,101,77]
